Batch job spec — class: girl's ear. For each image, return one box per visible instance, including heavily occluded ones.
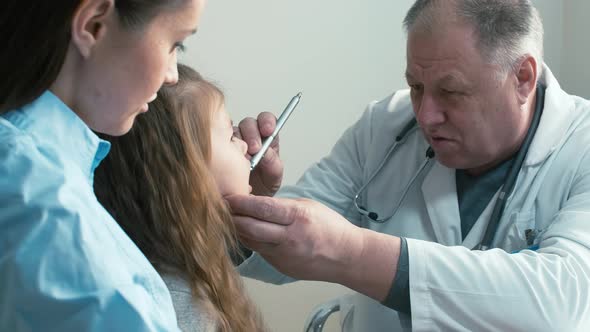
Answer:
[70,0,115,58]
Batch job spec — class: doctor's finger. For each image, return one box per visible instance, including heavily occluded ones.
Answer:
[238,117,262,154]
[268,134,280,154]
[257,112,277,138]
[226,194,297,226]
[238,236,279,253]
[256,145,282,173]
[233,215,287,245]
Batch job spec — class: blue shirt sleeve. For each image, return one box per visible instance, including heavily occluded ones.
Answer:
[382,237,411,314]
[0,132,180,330]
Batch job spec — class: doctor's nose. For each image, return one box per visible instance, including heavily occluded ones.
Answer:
[415,94,446,127]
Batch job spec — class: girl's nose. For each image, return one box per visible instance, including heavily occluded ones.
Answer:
[239,138,248,155]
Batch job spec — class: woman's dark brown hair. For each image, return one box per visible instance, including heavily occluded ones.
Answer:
[0,0,182,114]
[94,64,266,331]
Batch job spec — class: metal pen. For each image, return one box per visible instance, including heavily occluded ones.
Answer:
[250,92,302,170]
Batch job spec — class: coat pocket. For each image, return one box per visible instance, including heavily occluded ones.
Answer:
[503,210,537,251]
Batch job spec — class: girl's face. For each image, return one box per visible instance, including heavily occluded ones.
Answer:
[74,0,206,135]
[209,105,252,196]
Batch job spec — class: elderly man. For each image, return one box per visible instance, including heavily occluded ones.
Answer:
[233,0,590,330]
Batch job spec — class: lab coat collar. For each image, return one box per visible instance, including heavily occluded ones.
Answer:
[524,64,576,166]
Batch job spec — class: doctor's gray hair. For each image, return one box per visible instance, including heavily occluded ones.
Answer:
[403,0,544,77]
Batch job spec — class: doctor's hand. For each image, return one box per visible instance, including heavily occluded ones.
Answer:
[226,194,361,282]
[237,112,284,197]
[227,194,402,302]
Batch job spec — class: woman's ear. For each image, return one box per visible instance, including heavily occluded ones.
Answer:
[514,55,538,105]
[70,0,115,58]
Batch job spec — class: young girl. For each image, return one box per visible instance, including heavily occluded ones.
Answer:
[94,64,266,332]
[1,0,204,330]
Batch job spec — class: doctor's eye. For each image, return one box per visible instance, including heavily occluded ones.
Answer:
[410,84,423,93]
[441,88,456,95]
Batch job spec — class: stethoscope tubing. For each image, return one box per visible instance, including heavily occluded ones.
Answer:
[353,118,421,222]
[355,84,545,250]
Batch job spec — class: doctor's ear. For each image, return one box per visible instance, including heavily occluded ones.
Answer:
[70,0,116,58]
[513,55,538,105]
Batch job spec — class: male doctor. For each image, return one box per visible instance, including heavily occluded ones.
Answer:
[232,0,590,330]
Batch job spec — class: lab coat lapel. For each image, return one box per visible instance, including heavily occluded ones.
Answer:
[525,65,576,166]
[421,161,462,245]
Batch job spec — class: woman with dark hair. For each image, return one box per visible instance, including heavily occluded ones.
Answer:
[0,0,206,330]
[95,64,267,332]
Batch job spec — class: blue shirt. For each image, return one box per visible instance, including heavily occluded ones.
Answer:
[0,91,180,331]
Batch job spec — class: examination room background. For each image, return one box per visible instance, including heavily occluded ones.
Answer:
[180,1,590,331]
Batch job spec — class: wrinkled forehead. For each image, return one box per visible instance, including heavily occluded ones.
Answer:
[407,19,478,58]
[406,22,485,82]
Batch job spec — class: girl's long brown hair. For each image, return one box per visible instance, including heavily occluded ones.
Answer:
[94,64,265,331]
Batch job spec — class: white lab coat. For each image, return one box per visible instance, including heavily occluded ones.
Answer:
[239,65,590,331]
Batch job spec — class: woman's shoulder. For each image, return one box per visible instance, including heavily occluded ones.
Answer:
[0,115,148,285]
[0,120,63,202]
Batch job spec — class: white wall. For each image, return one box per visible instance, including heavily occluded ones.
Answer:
[561,0,590,98]
[181,1,587,331]
[532,0,563,77]
[185,0,415,185]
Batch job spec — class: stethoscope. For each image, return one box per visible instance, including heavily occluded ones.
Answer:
[353,84,545,250]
